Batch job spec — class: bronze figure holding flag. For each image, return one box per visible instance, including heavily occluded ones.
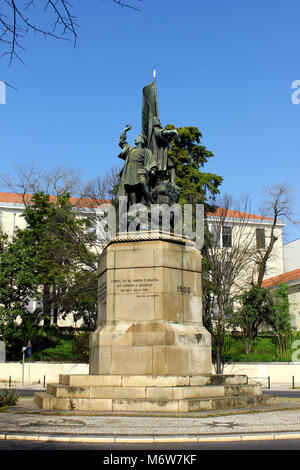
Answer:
[117,72,181,212]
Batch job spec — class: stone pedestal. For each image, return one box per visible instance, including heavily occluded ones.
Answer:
[34,232,276,412]
[89,232,212,376]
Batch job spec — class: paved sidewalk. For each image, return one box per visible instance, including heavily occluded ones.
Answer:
[0,382,45,390]
[1,386,300,444]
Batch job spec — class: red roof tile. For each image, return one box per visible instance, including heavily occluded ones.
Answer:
[0,192,109,208]
[262,268,300,288]
[206,207,274,221]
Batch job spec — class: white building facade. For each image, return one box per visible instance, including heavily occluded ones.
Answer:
[262,238,300,331]
[206,207,300,330]
[206,208,285,283]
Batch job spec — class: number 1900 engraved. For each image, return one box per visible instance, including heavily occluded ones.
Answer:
[177,285,191,294]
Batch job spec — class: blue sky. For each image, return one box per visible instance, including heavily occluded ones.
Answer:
[1,0,299,241]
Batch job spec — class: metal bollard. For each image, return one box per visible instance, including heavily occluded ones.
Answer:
[268,376,271,389]
[292,376,295,389]
[43,375,46,388]
[9,376,11,388]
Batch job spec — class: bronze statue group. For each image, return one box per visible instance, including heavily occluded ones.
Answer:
[117,78,181,212]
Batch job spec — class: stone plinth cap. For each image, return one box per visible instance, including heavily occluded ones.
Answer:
[106,230,195,248]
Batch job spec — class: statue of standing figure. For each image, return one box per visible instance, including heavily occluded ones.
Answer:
[148,116,178,185]
[117,124,157,208]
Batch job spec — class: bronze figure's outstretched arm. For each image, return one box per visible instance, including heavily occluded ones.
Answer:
[119,124,132,148]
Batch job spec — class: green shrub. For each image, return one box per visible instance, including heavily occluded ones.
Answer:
[0,389,19,407]
[33,338,87,362]
[221,334,298,362]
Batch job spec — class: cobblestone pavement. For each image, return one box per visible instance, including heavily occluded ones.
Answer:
[1,391,300,443]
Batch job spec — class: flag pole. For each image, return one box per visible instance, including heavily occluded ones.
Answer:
[153,69,159,118]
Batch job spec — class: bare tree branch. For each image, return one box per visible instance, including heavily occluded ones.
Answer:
[0,1,142,65]
[111,0,142,11]
[203,193,267,372]
[256,183,298,286]
[0,162,82,205]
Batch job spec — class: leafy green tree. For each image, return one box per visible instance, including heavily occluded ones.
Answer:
[19,192,98,326]
[0,232,39,358]
[0,191,99,357]
[231,285,274,354]
[167,125,223,204]
[230,283,291,357]
[268,283,291,355]
[55,269,98,329]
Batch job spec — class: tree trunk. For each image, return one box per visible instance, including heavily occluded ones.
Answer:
[214,317,225,374]
[257,221,278,286]
[215,342,224,374]
[53,305,58,325]
[42,284,51,327]
[243,325,256,354]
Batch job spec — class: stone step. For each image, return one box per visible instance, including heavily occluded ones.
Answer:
[33,391,52,410]
[182,394,277,412]
[47,383,227,400]
[58,374,248,388]
[34,391,277,413]
[34,392,112,411]
[47,382,261,400]
[224,384,262,397]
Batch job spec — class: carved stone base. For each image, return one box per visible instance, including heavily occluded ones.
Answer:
[89,235,212,376]
[90,322,211,376]
[34,374,277,413]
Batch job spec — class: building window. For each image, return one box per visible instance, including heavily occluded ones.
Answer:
[256,228,265,249]
[222,226,232,248]
[209,224,221,248]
